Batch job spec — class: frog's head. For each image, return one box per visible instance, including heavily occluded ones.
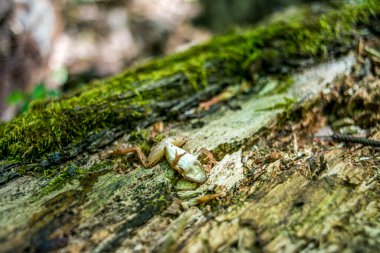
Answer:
[170,136,188,147]
[182,159,207,184]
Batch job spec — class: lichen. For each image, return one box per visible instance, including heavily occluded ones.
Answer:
[0,0,379,167]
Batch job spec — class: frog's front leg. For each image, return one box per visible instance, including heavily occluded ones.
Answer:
[144,136,188,166]
[168,150,186,169]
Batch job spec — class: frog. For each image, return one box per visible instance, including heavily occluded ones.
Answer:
[110,136,207,183]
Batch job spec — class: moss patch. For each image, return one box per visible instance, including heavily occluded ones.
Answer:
[39,161,113,196]
[0,1,379,165]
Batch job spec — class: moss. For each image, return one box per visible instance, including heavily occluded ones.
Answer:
[256,96,297,117]
[0,1,379,164]
[213,141,241,160]
[40,161,112,196]
[40,165,77,194]
[175,180,199,191]
[128,128,152,154]
[0,122,5,137]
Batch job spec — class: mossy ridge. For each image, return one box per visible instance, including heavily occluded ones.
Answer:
[1,1,379,163]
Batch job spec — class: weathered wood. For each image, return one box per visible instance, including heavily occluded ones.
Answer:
[1,1,377,164]
[0,2,380,253]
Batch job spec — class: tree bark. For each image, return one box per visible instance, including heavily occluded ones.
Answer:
[0,2,379,253]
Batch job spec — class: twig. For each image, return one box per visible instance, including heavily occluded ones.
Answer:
[331,133,380,147]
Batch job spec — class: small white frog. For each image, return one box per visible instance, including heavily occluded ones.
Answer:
[111,136,207,183]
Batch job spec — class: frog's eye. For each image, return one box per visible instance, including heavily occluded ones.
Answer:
[180,137,188,145]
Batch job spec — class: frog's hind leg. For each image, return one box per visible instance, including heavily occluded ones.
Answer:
[109,147,153,168]
[145,140,167,167]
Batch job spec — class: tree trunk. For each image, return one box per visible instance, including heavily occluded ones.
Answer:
[0,2,379,252]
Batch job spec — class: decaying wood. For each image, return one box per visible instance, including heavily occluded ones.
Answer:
[0,2,380,253]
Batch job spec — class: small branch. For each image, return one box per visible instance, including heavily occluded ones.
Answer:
[331,133,380,148]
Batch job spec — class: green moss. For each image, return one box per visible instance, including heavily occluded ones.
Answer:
[0,1,379,165]
[256,96,297,118]
[213,141,241,160]
[128,128,152,154]
[0,122,5,137]
[40,161,112,196]
[175,180,199,191]
[41,166,76,194]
